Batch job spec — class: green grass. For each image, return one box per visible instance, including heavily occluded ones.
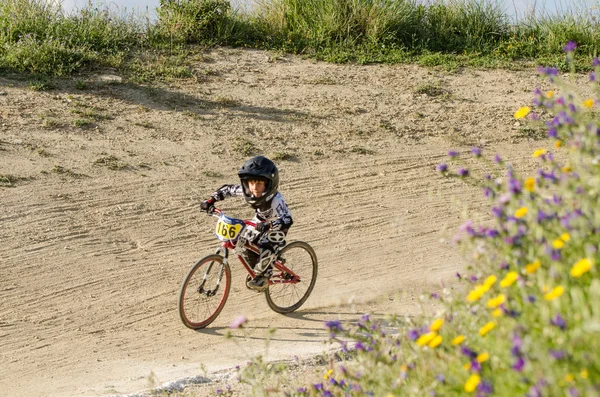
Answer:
[2,0,600,78]
[0,174,30,187]
[93,155,130,170]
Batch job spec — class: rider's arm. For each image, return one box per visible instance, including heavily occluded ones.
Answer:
[209,184,244,202]
[268,194,293,231]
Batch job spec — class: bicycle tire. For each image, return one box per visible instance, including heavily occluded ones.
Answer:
[178,254,231,329]
[265,241,318,314]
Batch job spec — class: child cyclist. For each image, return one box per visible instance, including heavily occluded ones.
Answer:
[200,156,293,291]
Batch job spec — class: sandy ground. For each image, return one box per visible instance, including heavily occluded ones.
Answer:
[0,48,563,396]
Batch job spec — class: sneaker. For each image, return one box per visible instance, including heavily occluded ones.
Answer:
[248,275,269,291]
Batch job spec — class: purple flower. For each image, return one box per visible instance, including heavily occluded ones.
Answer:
[508,178,522,194]
[512,356,525,372]
[470,360,482,373]
[325,320,343,332]
[461,346,478,359]
[436,163,448,172]
[491,207,503,218]
[511,333,523,356]
[456,272,462,279]
[590,72,597,82]
[569,387,580,397]
[563,41,577,52]
[486,229,499,238]
[472,147,482,157]
[494,154,502,164]
[528,295,536,303]
[550,314,566,330]
[547,127,558,138]
[230,315,247,329]
[436,374,446,383]
[458,168,469,177]
[448,150,460,158]
[537,66,559,77]
[549,349,565,360]
[313,382,324,391]
[297,387,308,393]
[408,329,420,340]
[477,380,494,396]
[593,57,600,67]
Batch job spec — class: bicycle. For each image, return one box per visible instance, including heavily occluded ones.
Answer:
[178,208,318,329]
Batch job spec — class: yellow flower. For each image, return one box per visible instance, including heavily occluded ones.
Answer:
[465,374,481,392]
[514,106,531,119]
[464,362,471,370]
[486,294,506,308]
[533,149,547,158]
[580,369,589,379]
[553,239,565,249]
[555,140,563,149]
[571,258,593,277]
[467,285,489,302]
[524,177,535,192]
[561,165,571,172]
[492,308,503,317]
[483,275,497,288]
[400,364,408,372]
[500,272,518,288]
[564,373,574,382]
[430,318,444,331]
[452,335,465,345]
[477,352,490,363]
[546,91,554,98]
[544,286,564,301]
[525,259,541,274]
[583,98,594,108]
[428,335,443,348]
[324,369,333,380]
[479,322,496,336]
[515,207,528,218]
[416,332,437,346]
[560,233,571,242]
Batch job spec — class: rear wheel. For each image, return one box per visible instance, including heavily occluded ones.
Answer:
[178,254,231,329]
[266,241,317,313]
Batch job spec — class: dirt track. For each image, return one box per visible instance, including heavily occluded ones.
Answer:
[1,48,556,396]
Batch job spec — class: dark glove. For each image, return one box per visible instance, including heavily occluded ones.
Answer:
[255,221,270,233]
[200,198,215,213]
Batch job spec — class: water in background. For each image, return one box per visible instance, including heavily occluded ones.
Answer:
[57,0,600,23]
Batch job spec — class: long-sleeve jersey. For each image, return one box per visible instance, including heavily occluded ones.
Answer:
[209,184,293,231]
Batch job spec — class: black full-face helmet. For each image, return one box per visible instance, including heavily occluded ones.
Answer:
[238,156,279,208]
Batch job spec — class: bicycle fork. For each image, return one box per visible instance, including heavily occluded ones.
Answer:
[197,249,228,297]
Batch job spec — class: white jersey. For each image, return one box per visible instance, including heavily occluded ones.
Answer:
[209,184,293,230]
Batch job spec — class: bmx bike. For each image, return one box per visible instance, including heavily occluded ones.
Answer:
[178,208,318,329]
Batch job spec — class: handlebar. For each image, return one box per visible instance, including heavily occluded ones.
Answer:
[208,207,257,228]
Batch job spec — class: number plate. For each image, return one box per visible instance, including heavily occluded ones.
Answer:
[215,215,245,242]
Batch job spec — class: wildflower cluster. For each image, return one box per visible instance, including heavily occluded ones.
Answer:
[286,44,600,396]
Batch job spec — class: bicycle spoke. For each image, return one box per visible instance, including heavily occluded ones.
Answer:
[266,242,317,314]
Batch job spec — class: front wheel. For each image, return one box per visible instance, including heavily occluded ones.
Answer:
[178,254,231,329]
[266,241,318,314]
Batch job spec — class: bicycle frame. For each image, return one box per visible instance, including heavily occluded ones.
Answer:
[211,209,302,286]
